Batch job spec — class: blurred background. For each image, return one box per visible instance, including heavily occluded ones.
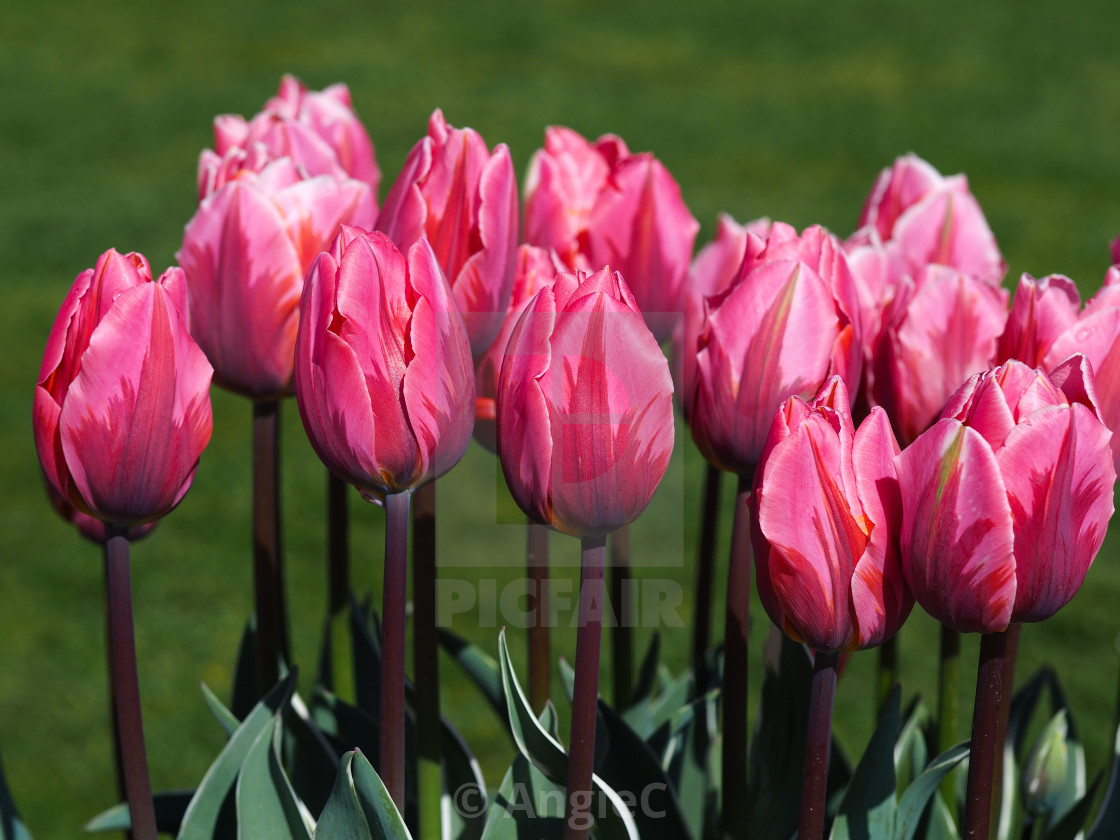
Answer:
[4,0,1120,834]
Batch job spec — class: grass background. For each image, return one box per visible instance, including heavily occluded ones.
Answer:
[3,0,1120,835]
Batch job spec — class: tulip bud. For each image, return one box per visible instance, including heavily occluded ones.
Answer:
[33,249,214,526]
[897,358,1116,633]
[1021,710,1073,818]
[377,110,518,356]
[294,228,475,499]
[496,266,675,537]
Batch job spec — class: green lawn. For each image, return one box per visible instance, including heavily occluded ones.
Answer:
[4,0,1120,835]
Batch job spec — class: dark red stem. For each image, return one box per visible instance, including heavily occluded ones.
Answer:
[609,524,633,709]
[692,462,723,684]
[564,535,607,840]
[964,630,1008,840]
[252,399,288,694]
[412,481,441,839]
[799,651,838,840]
[102,544,130,837]
[528,521,551,713]
[105,529,157,840]
[381,490,411,813]
[721,470,753,840]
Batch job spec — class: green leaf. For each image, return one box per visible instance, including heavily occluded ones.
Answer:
[350,750,413,839]
[441,717,487,840]
[438,627,508,729]
[894,699,929,796]
[559,658,576,705]
[496,630,639,840]
[1042,773,1102,840]
[230,616,260,721]
[830,686,901,840]
[85,790,194,834]
[659,688,720,840]
[627,633,661,708]
[235,716,311,840]
[924,793,961,840]
[286,692,343,818]
[348,598,382,720]
[895,744,970,840]
[480,753,566,840]
[177,670,297,840]
[1087,723,1120,840]
[314,752,374,840]
[201,681,241,737]
[0,749,32,840]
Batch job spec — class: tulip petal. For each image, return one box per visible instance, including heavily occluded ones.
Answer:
[897,419,1016,633]
[998,403,1115,622]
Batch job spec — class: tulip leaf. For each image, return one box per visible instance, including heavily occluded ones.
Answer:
[85,790,193,834]
[314,752,374,840]
[438,627,508,729]
[442,714,488,840]
[894,743,969,840]
[559,657,576,705]
[660,688,720,840]
[201,681,241,737]
[745,634,814,840]
[479,752,566,840]
[829,686,900,840]
[235,716,311,840]
[923,793,960,840]
[595,697,695,840]
[311,688,381,772]
[230,616,260,721]
[497,630,639,840]
[627,632,661,707]
[1086,723,1120,840]
[1041,773,1102,840]
[285,691,342,818]
[894,698,930,796]
[317,608,357,705]
[348,597,383,720]
[177,670,297,840]
[349,750,413,840]
[0,749,32,840]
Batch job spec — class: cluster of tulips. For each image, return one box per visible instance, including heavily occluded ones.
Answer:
[22,74,1120,840]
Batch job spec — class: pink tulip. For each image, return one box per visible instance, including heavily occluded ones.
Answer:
[34,249,214,526]
[45,483,157,544]
[752,377,912,652]
[872,264,1008,446]
[897,358,1115,634]
[672,214,770,420]
[473,244,561,453]
[689,222,861,474]
[179,156,376,400]
[998,268,1120,472]
[496,266,675,537]
[203,74,380,198]
[524,126,699,342]
[859,153,1006,285]
[376,110,518,356]
[294,228,474,499]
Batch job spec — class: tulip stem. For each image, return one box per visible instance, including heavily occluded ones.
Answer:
[381,490,411,813]
[102,544,130,836]
[722,470,754,840]
[327,471,350,616]
[799,651,839,840]
[610,524,633,709]
[412,481,441,840]
[992,622,1022,837]
[938,624,961,819]
[528,522,552,714]
[564,534,607,840]
[692,463,723,688]
[877,635,898,721]
[963,630,1008,840]
[252,399,288,695]
[105,529,157,840]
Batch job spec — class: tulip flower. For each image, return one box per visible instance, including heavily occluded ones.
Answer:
[34,249,214,526]
[998,269,1120,473]
[45,483,157,545]
[524,126,699,342]
[496,266,675,537]
[689,222,862,473]
[496,265,672,838]
[179,156,375,400]
[753,377,912,653]
[859,153,1006,285]
[376,109,518,356]
[898,357,1114,634]
[203,74,380,197]
[294,227,475,498]
[33,248,214,840]
[872,264,1008,446]
[473,244,561,453]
